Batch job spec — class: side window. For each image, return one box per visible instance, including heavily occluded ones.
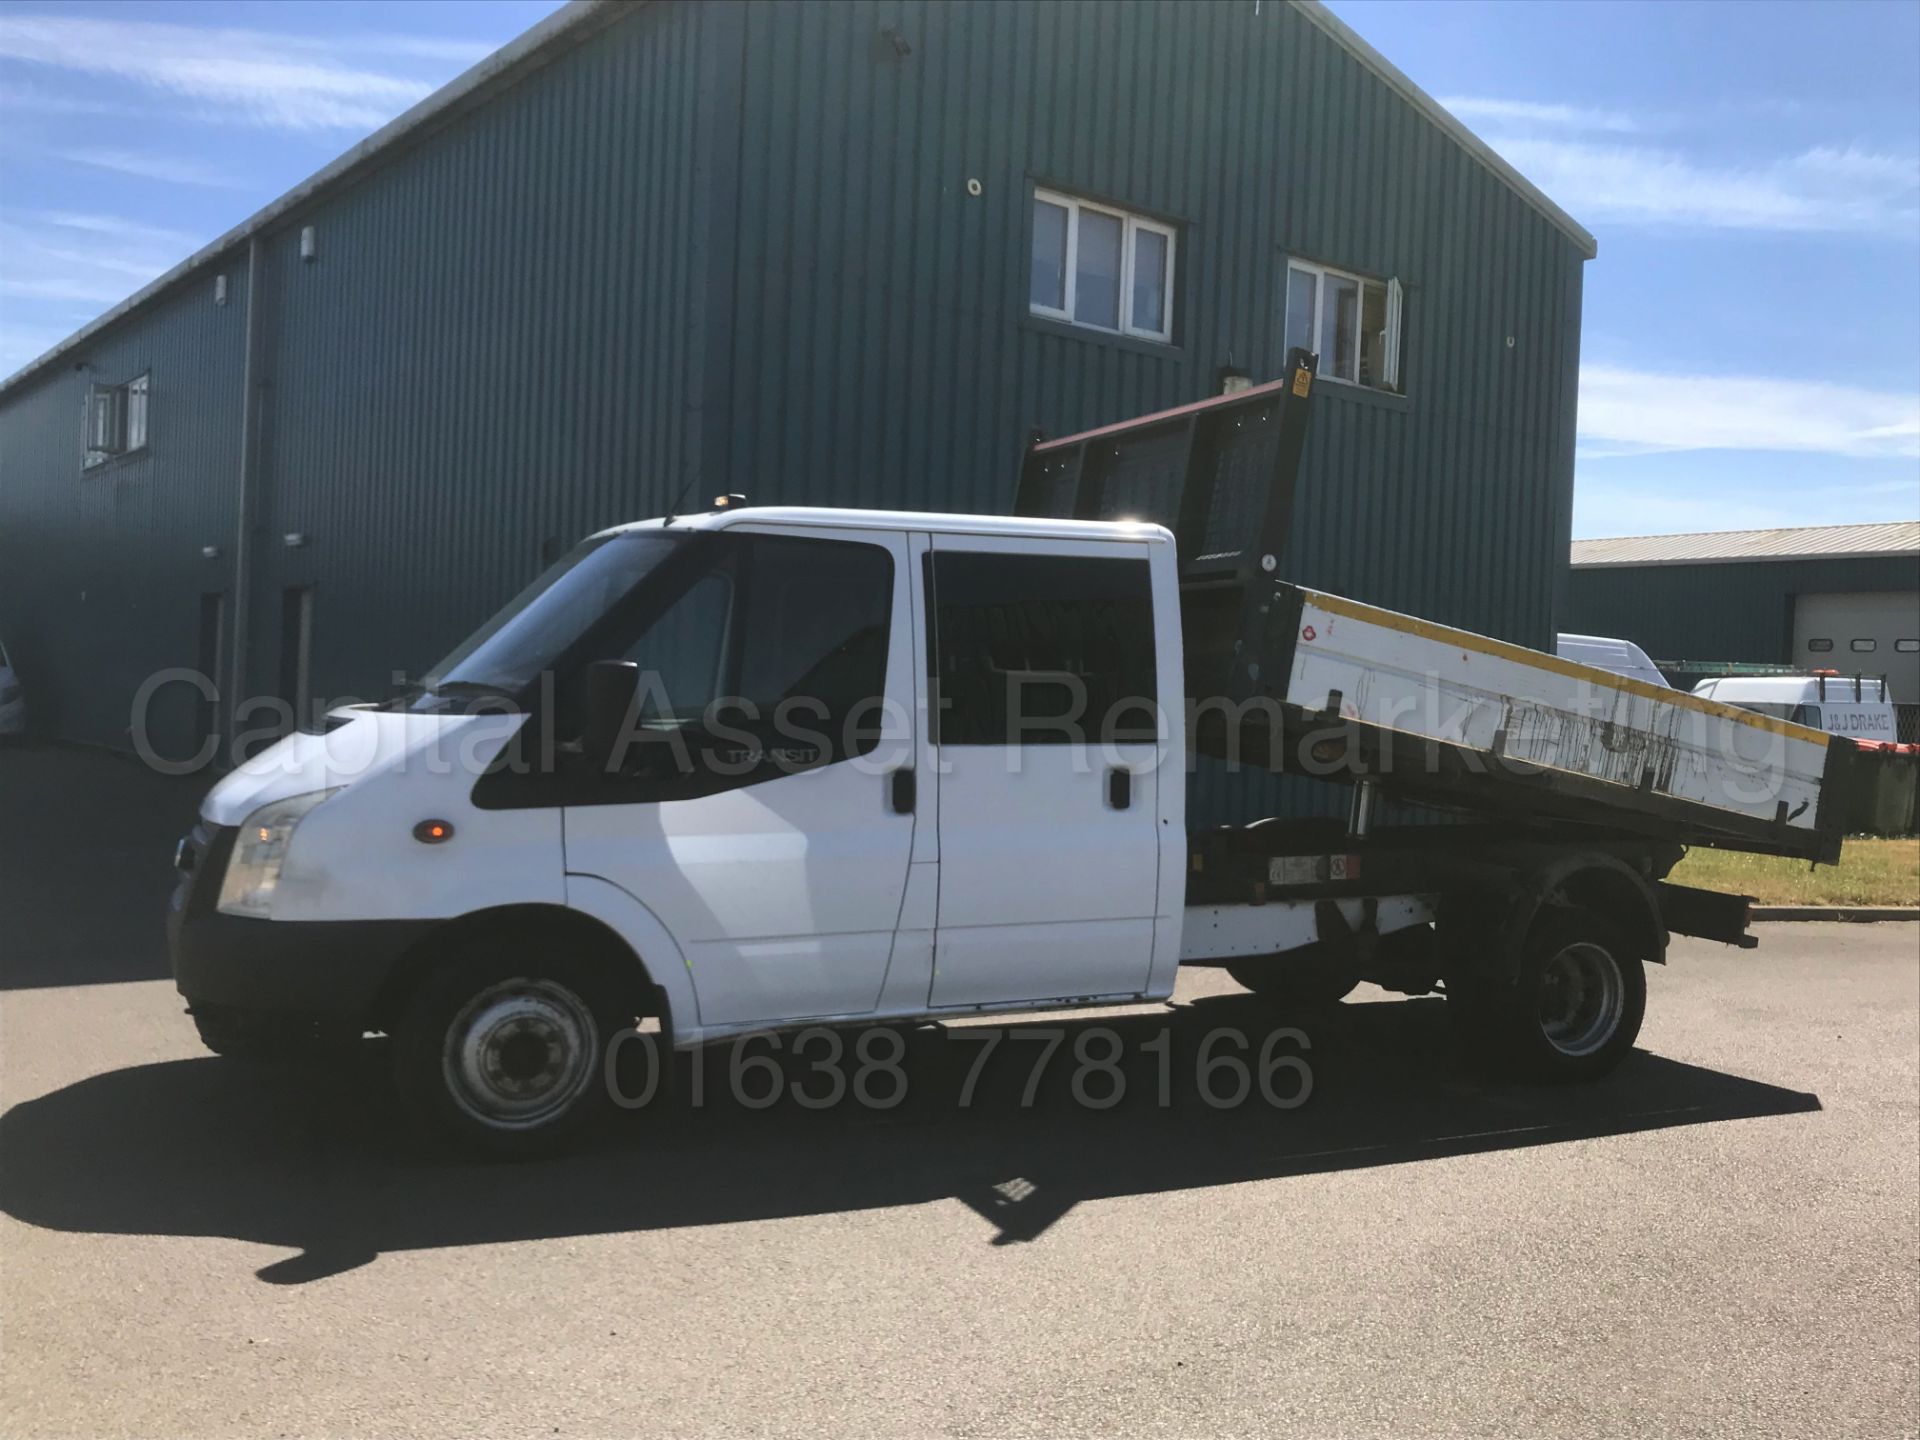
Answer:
[1790,705,1821,727]
[928,551,1157,746]
[733,535,893,752]
[614,533,893,768]
[623,570,733,725]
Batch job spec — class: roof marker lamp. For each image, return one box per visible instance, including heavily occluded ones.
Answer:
[218,789,340,918]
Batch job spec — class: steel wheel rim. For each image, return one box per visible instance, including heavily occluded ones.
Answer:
[1536,941,1624,1058]
[442,978,597,1130]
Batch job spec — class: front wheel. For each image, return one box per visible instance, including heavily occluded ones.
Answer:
[393,946,622,1159]
[1448,906,1645,1082]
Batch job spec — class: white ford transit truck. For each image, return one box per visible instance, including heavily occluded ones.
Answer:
[168,354,1855,1154]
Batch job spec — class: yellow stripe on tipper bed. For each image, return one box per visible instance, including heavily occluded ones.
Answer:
[1299,590,1831,746]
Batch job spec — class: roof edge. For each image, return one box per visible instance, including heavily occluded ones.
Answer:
[0,0,625,399]
[1572,549,1920,570]
[1290,0,1598,260]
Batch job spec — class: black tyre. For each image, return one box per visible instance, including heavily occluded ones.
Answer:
[1226,944,1360,1007]
[1448,906,1645,1082]
[393,940,625,1160]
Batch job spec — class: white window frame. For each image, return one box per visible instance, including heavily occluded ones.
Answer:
[1030,188,1177,344]
[1285,259,1403,393]
[82,371,149,470]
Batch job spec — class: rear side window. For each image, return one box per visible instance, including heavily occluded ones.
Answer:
[928,550,1157,745]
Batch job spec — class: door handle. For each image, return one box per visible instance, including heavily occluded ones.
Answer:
[890,767,916,815]
[1107,767,1131,810]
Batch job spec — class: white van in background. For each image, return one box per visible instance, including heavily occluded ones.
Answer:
[1555,633,1670,689]
[1691,674,1898,742]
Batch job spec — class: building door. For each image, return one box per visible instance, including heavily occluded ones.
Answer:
[562,526,918,1027]
[1794,590,1920,735]
[924,536,1162,1009]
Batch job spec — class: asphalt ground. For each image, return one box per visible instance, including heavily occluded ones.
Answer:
[2,741,1916,1438]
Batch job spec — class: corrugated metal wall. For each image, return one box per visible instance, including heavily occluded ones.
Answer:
[0,0,708,754]
[250,0,707,718]
[0,270,249,759]
[1566,556,1920,665]
[2,0,1587,828]
[721,0,1583,637]
[718,0,1585,819]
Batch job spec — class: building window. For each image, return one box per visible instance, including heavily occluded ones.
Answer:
[83,372,148,468]
[1896,639,1918,654]
[1285,260,1403,392]
[1030,188,1176,343]
[1851,638,1878,653]
[1806,638,1833,652]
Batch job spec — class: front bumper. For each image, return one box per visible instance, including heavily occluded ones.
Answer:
[167,823,432,1023]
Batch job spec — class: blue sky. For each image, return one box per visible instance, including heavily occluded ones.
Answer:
[2,0,1916,539]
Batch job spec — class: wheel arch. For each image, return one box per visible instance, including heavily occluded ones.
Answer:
[1538,853,1668,968]
[370,901,671,1040]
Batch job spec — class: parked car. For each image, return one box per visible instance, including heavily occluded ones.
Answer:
[0,638,23,737]
[1555,633,1670,689]
[1691,673,1898,742]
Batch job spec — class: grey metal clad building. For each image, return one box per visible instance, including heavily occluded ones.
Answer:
[1566,523,1920,725]
[0,0,1595,779]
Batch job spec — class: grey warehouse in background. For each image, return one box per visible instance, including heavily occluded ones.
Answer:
[0,0,1593,819]
[1566,522,1920,737]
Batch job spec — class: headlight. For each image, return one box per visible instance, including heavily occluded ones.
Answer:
[218,789,339,918]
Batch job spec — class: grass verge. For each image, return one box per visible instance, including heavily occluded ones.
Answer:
[1670,837,1919,907]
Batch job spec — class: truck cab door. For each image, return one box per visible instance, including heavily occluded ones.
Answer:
[562,525,917,1028]
[923,535,1164,1007]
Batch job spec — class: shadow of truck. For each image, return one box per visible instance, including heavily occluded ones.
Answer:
[0,992,1819,1284]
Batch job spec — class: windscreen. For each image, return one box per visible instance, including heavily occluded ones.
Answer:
[422,532,686,696]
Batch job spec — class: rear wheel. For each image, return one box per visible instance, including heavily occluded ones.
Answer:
[1226,944,1359,1007]
[393,941,625,1159]
[1448,906,1645,1081]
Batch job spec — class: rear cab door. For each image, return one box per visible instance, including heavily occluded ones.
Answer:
[922,529,1183,1008]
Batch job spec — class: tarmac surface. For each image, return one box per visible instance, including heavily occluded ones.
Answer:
[2,742,1916,1437]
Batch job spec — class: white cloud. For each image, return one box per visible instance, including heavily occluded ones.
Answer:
[0,13,441,132]
[0,78,145,117]
[346,33,500,67]
[0,213,205,319]
[51,147,246,189]
[1578,364,1920,461]
[28,211,204,251]
[1495,136,1919,234]
[1441,95,1639,134]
